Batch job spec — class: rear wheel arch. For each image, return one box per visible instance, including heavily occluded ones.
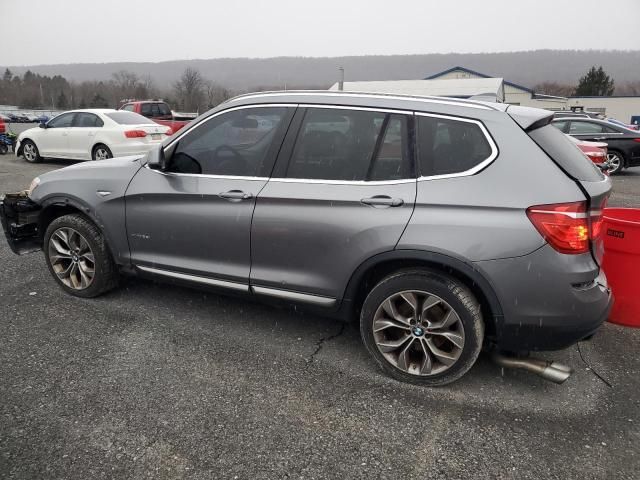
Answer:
[92,143,112,160]
[340,250,503,338]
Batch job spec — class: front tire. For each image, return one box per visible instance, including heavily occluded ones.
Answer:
[44,214,118,298]
[607,150,624,175]
[360,270,484,386]
[22,139,41,163]
[92,144,112,160]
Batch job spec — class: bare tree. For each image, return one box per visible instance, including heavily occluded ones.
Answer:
[204,79,232,109]
[173,67,204,112]
[533,82,576,97]
[617,81,640,96]
[111,70,140,100]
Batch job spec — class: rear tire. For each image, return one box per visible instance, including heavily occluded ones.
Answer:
[22,139,41,163]
[360,270,484,386]
[92,144,112,160]
[607,150,624,175]
[0,144,7,155]
[44,214,118,298]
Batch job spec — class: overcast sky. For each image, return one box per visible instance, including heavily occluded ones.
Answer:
[4,0,640,66]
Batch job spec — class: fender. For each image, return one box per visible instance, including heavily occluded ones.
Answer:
[338,249,504,323]
[38,194,127,264]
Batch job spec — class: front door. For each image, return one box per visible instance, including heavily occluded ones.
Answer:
[251,106,417,304]
[40,112,74,157]
[125,105,294,288]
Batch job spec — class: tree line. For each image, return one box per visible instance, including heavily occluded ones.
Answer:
[535,66,640,97]
[1,64,637,113]
[0,67,233,112]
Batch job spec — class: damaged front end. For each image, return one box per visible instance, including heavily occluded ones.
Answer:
[0,192,42,254]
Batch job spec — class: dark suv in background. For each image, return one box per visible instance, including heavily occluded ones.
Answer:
[1,91,612,386]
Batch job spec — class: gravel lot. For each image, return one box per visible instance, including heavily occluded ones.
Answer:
[0,149,639,479]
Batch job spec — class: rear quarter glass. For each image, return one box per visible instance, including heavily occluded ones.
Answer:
[528,125,604,182]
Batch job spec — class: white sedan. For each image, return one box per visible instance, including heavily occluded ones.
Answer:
[16,109,171,163]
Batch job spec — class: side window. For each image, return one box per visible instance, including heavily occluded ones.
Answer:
[159,103,172,116]
[551,121,568,133]
[168,107,289,176]
[122,104,135,112]
[73,113,104,127]
[418,115,494,177]
[285,108,411,181]
[140,104,152,116]
[569,121,604,134]
[150,104,161,117]
[47,113,74,128]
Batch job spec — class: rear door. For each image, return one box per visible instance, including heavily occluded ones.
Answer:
[125,105,294,287]
[68,112,103,159]
[250,106,416,305]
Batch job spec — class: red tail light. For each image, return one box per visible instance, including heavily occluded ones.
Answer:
[124,130,147,138]
[526,202,590,254]
[633,138,640,143]
[585,151,606,164]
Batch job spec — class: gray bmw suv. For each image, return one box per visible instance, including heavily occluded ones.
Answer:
[1,91,612,386]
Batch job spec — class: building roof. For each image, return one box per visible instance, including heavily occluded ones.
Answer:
[328,78,505,102]
[425,66,535,95]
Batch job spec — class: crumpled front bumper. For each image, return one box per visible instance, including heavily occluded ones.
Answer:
[0,192,42,254]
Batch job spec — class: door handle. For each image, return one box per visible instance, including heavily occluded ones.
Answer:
[361,195,404,207]
[218,190,253,201]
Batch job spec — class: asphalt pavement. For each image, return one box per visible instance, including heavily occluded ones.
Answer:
[0,151,639,479]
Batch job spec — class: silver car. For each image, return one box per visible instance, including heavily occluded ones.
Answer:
[0,91,613,386]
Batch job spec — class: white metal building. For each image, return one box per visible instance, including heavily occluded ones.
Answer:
[329,78,506,103]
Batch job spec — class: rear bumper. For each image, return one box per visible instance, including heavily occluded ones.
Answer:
[476,245,612,352]
[0,193,42,254]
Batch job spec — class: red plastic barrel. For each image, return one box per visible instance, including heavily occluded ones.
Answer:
[602,208,640,327]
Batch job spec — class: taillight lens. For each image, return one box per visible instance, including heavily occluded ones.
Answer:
[633,138,640,143]
[124,130,147,138]
[526,202,590,254]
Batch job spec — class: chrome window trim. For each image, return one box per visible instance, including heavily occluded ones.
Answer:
[145,165,269,182]
[252,285,336,307]
[268,177,415,186]
[298,103,410,115]
[136,265,249,292]
[415,111,499,182]
[234,91,494,111]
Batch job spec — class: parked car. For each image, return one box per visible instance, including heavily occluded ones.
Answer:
[606,117,639,131]
[118,100,192,134]
[566,135,608,169]
[0,116,5,134]
[1,92,612,386]
[15,109,171,162]
[551,117,640,174]
[553,110,603,119]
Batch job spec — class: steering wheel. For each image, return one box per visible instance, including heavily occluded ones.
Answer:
[213,145,247,175]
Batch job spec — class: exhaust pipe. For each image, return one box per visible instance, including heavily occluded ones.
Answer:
[492,352,572,384]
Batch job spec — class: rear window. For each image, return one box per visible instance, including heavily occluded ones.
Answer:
[528,125,603,181]
[417,115,494,177]
[105,111,154,125]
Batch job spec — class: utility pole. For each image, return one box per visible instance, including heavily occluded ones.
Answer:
[338,67,344,91]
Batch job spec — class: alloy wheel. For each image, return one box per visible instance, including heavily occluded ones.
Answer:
[372,290,465,376]
[23,143,37,162]
[94,148,110,160]
[607,153,622,174]
[48,227,96,290]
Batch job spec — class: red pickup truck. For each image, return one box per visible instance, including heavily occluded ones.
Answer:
[118,100,194,134]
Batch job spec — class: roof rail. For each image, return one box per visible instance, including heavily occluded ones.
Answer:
[224,90,499,111]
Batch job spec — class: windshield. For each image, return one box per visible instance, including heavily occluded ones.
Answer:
[105,111,155,125]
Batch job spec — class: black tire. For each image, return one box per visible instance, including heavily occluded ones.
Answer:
[44,214,118,298]
[92,144,112,161]
[22,139,41,163]
[360,270,484,386]
[607,150,624,175]
[0,144,7,155]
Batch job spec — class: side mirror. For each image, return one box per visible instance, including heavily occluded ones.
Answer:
[39,122,46,129]
[147,144,168,171]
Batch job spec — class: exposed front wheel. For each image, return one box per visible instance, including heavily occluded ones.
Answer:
[360,270,484,386]
[92,144,112,160]
[44,214,118,298]
[606,151,624,175]
[22,140,41,163]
